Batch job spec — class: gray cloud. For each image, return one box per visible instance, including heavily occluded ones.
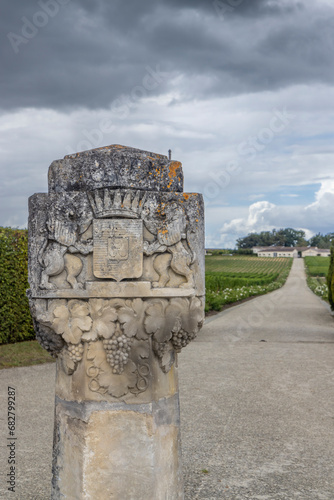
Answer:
[2,0,334,246]
[1,0,334,111]
[157,0,300,17]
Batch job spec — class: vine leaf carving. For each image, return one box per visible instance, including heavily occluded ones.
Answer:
[118,298,146,340]
[144,300,166,336]
[132,339,150,360]
[188,296,205,330]
[87,341,137,398]
[52,300,92,344]
[160,344,175,374]
[82,299,117,341]
[32,295,205,394]
[145,299,182,344]
[33,299,64,327]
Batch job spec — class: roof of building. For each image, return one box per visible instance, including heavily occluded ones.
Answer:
[254,245,330,253]
[258,247,297,253]
[254,246,297,251]
[302,247,330,253]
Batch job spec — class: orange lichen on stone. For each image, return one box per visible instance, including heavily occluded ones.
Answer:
[147,156,158,164]
[168,161,181,180]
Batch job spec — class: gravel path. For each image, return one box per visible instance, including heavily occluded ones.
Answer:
[180,258,334,499]
[1,258,333,499]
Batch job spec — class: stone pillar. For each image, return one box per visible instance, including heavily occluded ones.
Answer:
[28,145,205,500]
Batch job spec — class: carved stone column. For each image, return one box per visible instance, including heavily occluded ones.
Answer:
[28,145,205,500]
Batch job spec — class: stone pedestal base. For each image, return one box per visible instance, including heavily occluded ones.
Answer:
[52,394,183,500]
[28,146,205,499]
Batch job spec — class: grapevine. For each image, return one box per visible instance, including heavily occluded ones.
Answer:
[102,324,132,374]
[67,343,84,362]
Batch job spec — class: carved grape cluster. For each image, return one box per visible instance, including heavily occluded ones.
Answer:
[67,343,84,362]
[103,333,132,375]
[34,323,65,357]
[152,341,167,359]
[171,330,196,353]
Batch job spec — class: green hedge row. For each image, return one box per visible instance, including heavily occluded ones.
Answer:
[0,227,35,344]
[327,247,334,310]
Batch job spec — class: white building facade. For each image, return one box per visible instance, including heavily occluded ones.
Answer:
[253,246,330,258]
[257,247,298,258]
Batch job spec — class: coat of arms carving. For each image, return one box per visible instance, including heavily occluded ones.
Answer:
[93,219,143,281]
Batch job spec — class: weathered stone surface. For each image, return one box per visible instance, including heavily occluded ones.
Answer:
[32,295,204,398]
[28,188,205,299]
[28,145,204,499]
[48,144,184,194]
[53,395,183,500]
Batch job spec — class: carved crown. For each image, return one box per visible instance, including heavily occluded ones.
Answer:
[88,189,146,219]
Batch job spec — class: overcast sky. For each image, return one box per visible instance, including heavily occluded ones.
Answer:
[1,0,334,247]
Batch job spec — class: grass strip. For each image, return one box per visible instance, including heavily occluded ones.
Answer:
[0,340,55,369]
[304,257,329,301]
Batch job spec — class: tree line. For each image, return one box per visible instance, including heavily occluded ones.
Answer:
[236,228,334,249]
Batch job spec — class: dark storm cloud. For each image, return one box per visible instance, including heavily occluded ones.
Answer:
[1,0,334,111]
[155,0,299,17]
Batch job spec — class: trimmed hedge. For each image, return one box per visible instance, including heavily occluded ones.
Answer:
[327,246,334,310]
[0,227,34,344]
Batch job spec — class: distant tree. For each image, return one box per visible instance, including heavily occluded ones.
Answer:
[271,228,285,246]
[309,232,334,249]
[236,233,263,249]
[276,228,306,247]
[237,229,334,250]
[297,237,309,247]
[258,231,275,246]
[232,248,255,255]
[309,233,322,247]
[236,228,307,249]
